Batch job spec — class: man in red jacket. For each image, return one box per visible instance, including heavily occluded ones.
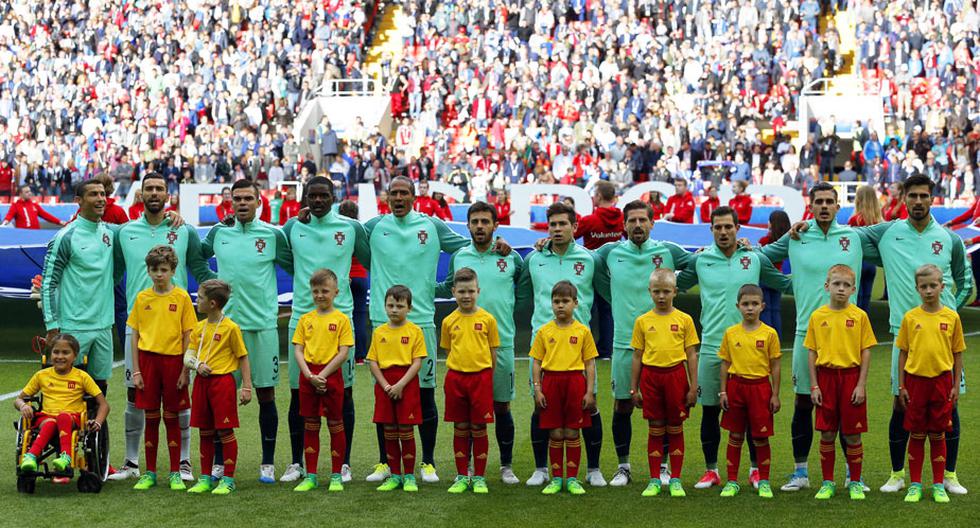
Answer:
[1,185,65,229]
[278,186,301,225]
[728,179,753,225]
[573,180,623,359]
[664,178,696,223]
[413,180,440,216]
[0,159,15,201]
[699,185,720,223]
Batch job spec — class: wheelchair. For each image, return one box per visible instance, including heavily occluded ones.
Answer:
[14,347,110,494]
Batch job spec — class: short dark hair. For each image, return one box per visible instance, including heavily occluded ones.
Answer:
[199,279,232,308]
[338,199,358,219]
[310,268,338,287]
[710,205,739,226]
[467,201,497,223]
[49,333,80,355]
[594,180,616,201]
[546,202,577,224]
[737,284,764,301]
[231,178,259,196]
[74,179,105,198]
[145,245,178,271]
[808,181,838,201]
[903,174,935,193]
[141,171,167,188]
[623,199,653,221]
[551,280,578,300]
[453,267,478,285]
[385,285,413,306]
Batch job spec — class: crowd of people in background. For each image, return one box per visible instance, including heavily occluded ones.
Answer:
[0,0,978,215]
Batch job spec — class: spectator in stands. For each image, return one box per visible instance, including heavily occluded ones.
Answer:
[1,185,65,229]
[215,187,234,222]
[413,180,439,217]
[647,190,666,220]
[279,187,301,226]
[493,191,512,226]
[700,185,720,224]
[128,190,145,221]
[664,178,696,223]
[432,192,453,221]
[882,182,909,221]
[0,159,14,201]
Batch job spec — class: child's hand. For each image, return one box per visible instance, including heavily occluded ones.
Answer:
[132,372,144,390]
[949,386,959,406]
[388,383,404,400]
[87,419,102,432]
[631,390,643,408]
[685,387,697,408]
[19,404,33,422]
[719,392,729,411]
[898,388,910,410]
[177,370,189,390]
[769,394,781,414]
[311,374,327,390]
[850,385,866,406]
[534,389,547,410]
[239,387,252,406]
[810,387,823,406]
[582,392,595,412]
[196,362,212,377]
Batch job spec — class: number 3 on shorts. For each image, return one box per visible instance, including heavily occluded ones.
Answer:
[272,355,280,376]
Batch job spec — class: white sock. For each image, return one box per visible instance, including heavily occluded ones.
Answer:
[124,400,144,465]
[619,463,631,470]
[179,409,192,462]
[795,462,808,471]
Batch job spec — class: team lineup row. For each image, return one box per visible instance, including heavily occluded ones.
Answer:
[27,172,971,500]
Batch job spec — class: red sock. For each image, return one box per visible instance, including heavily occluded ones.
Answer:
[219,430,237,478]
[472,428,489,477]
[163,411,181,472]
[400,430,416,475]
[453,425,470,476]
[328,422,346,474]
[754,440,771,481]
[199,429,215,475]
[548,439,564,479]
[819,439,835,482]
[647,425,665,479]
[565,437,581,479]
[29,419,57,457]
[384,429,402,475]
[144,410,161,473]
[845,441,863,483]
[55,412,75,454]
[304,419,321,475]
[908,433,926,484]
[667,426,684,479]
[928,433,946,485]
[726,436,744,482]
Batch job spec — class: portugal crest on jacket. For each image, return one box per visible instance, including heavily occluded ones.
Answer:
[418,230,429,245]
[839,236,850,252]
[652,255,663,268]
[932,241,943,255]
[255,238,267,254]
[167,231,178,245]
[334,231,346,246]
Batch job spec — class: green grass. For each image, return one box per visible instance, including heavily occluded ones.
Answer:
[0,292,977,527]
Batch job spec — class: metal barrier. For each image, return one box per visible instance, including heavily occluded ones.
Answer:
[316,77,383,97]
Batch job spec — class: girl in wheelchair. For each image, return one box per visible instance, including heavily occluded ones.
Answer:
[15,334,109,472]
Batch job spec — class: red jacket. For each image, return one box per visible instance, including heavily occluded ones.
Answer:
[882,199,907,221]
[0,165,14,194]
[414,195,439,217]
[215,201,234,221]
[494,201,511,225]
[350,256,367,279]
[699,196,719,223]
[102,197,130,225]
[279,199,301,225]
[434,203,453,221]
[729,194,753,225]
[573,206,624,250]
[665,191,696,223]
[4,199,62,229]
[128,202,145,220]
[258,194,271,223]
[948,198,980,228]
[650,201,665,220]
[377,199,390,215]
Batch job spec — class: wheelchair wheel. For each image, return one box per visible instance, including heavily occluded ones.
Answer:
[84,422,109,482]
[17,475,36,494]
[77,471,102,494]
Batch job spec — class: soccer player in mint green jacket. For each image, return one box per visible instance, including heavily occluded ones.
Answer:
[517,201,606,488]
[280,176,370,484]
[759,182,877,492]
[202,179,293,483]
[42,179,117,388]
[111,172,215,482]
[436,201,527,484]
[677,205,791,491]
[361,177,511,485]
[592,199,692,487]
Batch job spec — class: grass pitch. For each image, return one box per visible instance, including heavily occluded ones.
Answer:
[0,291,977,528]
